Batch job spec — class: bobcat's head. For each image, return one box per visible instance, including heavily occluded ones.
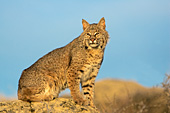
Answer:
[82,17,109,50]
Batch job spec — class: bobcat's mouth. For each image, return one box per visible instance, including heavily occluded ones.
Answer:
[86,39,100,48]
[89,43,99,48]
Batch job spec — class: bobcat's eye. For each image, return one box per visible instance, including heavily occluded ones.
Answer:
[94,32,99,37]
[87,33,91,36]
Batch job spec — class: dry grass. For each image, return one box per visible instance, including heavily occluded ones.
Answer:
[94,75,170,113]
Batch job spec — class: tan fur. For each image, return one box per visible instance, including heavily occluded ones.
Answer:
[18,17,109,107]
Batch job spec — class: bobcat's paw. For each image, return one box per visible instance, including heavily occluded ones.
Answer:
[74,98,88,106]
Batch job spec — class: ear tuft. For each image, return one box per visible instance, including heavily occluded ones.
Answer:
[82,19,89,30]
[98,17,106,29]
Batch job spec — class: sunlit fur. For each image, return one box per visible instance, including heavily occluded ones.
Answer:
[18,17,109,108]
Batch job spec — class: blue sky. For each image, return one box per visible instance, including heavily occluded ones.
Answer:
[0,0,170,97]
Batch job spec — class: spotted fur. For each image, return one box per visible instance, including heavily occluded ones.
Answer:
[18,17,109,107]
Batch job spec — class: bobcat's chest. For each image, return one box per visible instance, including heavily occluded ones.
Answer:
[80,50,104,82]
[86,49,104,66]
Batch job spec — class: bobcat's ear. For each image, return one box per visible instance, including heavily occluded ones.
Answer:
[98,17,106,30]
[82,19,89,30]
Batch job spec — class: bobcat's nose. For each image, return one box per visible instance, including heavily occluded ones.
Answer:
[90,38,96,43]
[91,38,95,42]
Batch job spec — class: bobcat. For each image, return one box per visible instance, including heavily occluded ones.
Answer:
[18,17,109,108]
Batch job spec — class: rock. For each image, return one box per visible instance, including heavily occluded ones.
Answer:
[0,98,99,113]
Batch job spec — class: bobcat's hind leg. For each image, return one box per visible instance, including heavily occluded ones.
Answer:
[18,86,58,102]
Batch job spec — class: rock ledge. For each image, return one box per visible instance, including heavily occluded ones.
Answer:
[0,98,98,113]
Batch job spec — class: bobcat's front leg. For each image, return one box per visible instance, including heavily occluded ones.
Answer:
[66,66,87,106]
[81,67,99,108]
